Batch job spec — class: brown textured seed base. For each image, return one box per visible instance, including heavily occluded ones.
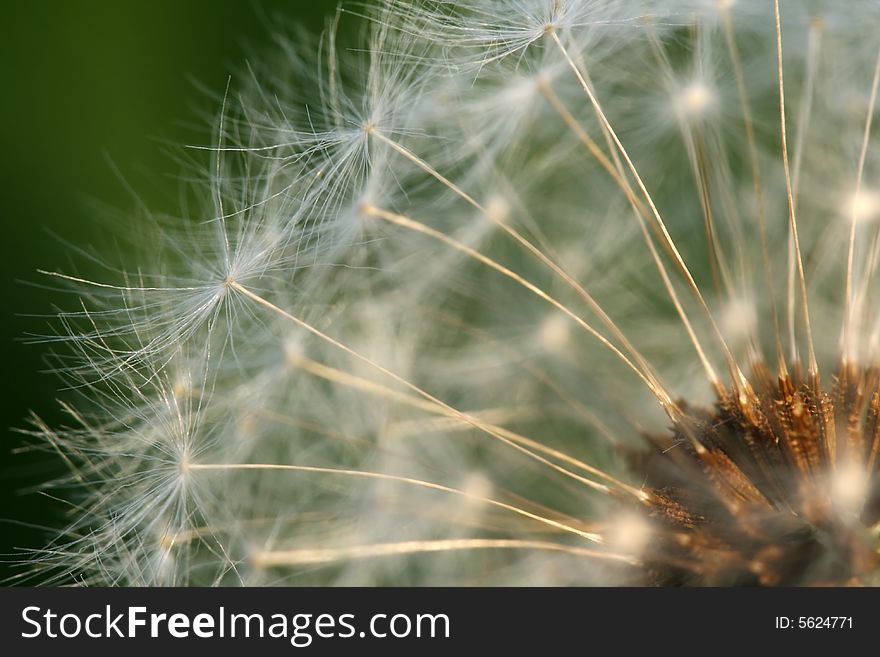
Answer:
[638,362,880,586]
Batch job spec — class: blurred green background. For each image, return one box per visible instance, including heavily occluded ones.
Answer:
[1,0,339,583]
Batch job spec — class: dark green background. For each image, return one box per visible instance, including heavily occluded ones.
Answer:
[1,0,339,583]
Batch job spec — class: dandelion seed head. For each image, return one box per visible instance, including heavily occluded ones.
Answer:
[19,0,880,587]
